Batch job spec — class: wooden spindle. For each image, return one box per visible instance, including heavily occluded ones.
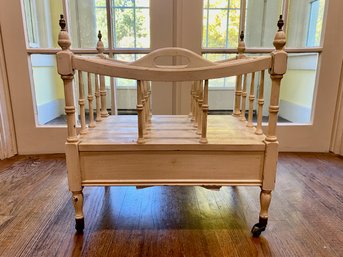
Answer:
[196,81,203,135]
[233,75,242,117]
[240,74,248,121]
[191,82,196,122]
[57,15,78,143]
[266,15,287,142]
[255,70,265,135]
[87,73,95,128]
[144,81,149,126]
[193,81,199,127]
[137,80,144,144]
[110,77,118,115]
[200,80,209,144]
[140,81,147,133]
[189,82,194,118]
[99,75,108,117]
[94,74,102,122]
[247,72,255,128]
[147,81,152,122]
[77,70,87,134]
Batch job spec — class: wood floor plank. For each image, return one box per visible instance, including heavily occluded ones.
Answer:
[0,153,342,256]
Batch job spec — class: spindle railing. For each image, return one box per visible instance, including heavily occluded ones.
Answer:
[58,14,286,146]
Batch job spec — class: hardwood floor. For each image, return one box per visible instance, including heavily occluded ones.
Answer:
[0,153,342,257]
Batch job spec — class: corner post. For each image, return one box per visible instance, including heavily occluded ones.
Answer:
[266,16,287,143]
[97,31,109,118]
[252,16,287,237]
[57,15,84,232]
[57,15,77,143]
[233,31,246,117]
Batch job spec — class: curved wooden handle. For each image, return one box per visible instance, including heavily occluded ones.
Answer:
[130,47,216,69]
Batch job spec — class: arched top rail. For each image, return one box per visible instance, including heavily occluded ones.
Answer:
[129,47,216,68]
[72,54,272,82]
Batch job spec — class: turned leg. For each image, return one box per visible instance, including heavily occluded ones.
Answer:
[251,189,271,237]
[72,191,84,233]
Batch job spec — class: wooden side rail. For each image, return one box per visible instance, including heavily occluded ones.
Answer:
[72,55,272,82]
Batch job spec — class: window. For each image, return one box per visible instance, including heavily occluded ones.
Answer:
[201,0,326,124]
[23,0,151,125]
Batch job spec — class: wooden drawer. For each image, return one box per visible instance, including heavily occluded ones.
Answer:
[80,150,264,186]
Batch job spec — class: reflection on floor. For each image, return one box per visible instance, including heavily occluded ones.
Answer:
[45,109,290,125]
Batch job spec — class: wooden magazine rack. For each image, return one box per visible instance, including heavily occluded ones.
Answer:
[57,15,287,237]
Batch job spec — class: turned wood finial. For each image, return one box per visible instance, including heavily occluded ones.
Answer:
[96,30,104,54]
[273,15,286,51]
[59,14,66,31]
[238,31,246,54]
[240,30,244,42]
[58,14,71,50]
[277,15,284,31]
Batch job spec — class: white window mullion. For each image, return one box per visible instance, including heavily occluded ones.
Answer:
[239,0,246,35]
[106,0,114,54]
[62,0,71,32]
[282,0,289,32]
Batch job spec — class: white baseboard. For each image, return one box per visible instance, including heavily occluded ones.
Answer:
[37,99,64,125]
[279,99,311,123]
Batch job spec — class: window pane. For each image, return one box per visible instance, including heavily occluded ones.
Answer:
[287,0,325,47]
[114,8,135,48]
[230,0,240,8]
[136,0,149,7]
[114,0,134,7]
[30,55,65,125]
[204,10,228,48]
[203,53,236,89]
[113,54,145,112]
[228,10,240,47]
[280,53,319,123]
[113,1,150,48]
[203,1,240,49]
[245,0,282,47]
[135,8,150,48]
[206,0,228,8]
[23,0,63,48]
[69,0,108,48]
[201,53,318,123]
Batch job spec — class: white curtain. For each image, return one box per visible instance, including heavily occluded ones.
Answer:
[330,60,343,156]
[0,30,17,159]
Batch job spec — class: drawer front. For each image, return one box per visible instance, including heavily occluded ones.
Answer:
[80,151,264,186]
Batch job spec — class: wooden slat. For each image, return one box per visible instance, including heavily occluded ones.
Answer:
[78,115,266,152]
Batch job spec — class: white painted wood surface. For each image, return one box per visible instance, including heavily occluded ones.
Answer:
[56,15,288,232]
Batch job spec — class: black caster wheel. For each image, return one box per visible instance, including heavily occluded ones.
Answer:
[75,218,84,233]
[251,217,268,237]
